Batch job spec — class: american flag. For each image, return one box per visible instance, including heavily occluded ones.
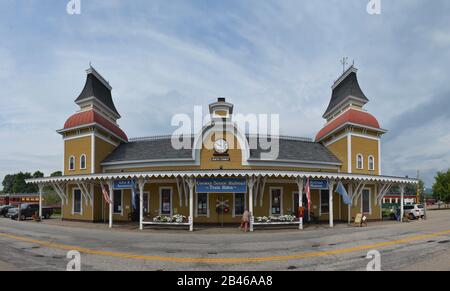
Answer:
[305,178,311,213]
[100,182,112,205]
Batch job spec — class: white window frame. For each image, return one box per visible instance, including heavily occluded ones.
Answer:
[72,187,83,215]
[356,154,364,169]
[361,188,372,215]
[368,155,375,171]
[319,190,330,216]
[80,154,87,170]
[196,193,209,217]
[69,156,76,171]
[232,193,247,218]
[112,189,124,215]
[159,187,173,216]
[269,187,283,216]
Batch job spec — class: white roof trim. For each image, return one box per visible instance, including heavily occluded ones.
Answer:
[25,170,418,185]
[316,121,387,142]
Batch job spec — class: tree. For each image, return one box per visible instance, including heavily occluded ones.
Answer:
[1,171,46,194]
[50,171,62,177]
[432,170,450,203]
[2,174,14,193]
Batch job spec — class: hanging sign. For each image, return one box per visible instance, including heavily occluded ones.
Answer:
[309,179,329,190]
[114,180,135,189]
[196,178,247,193]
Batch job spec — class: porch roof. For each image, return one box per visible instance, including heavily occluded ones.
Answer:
[25,170,418,185]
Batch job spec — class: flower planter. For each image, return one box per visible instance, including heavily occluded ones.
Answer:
[152,214,188,224]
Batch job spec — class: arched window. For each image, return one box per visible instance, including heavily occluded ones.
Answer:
[368,155,375,171]
[80,154,87,170]
[357,154,364,169]
[69,156,75,171]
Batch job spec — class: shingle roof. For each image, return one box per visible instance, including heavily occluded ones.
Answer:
[249,138,341,164]
[75,70,120,116]
[102,136,341,165]
[316,108,380,141]
[102,138,193,163]
[323,68,369,118]
[63,110,128,141]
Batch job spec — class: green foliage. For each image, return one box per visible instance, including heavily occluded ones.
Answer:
[2,171,46,194]
[432,170,450,203]
[50,171,62,177]
[43,190,61,205]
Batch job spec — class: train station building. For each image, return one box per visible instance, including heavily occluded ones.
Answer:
[27,66,417,231]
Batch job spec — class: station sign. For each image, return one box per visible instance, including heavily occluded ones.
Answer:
[309,179,329,190]
[113,180,135,189]
[196,178,247,193]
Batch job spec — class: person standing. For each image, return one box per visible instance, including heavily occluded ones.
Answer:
[240,209,250,232]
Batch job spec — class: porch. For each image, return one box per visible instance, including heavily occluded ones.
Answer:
[27,170,418,232]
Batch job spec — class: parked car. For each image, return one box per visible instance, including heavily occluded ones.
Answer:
[0,205,15,217]
[6,207,19,218]
[9,204,53,220]
[403,204,425,220]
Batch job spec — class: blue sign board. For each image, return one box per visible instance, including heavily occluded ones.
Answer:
[196,178,247,193]
[114,180,135,189]
[309,179,329,190]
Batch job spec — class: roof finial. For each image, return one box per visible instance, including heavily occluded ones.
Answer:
[340,57,349,74]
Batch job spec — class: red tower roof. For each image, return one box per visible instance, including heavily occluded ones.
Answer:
[316,108,380,141]
[64,110,128,141]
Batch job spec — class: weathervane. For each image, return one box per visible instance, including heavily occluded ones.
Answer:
[340,57,349,73]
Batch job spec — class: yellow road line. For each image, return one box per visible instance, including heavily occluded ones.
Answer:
[1,230,450,264]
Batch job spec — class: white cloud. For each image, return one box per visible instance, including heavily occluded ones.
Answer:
[1,0,450,188]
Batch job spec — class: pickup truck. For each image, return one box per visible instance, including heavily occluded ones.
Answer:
[9,203,54,220]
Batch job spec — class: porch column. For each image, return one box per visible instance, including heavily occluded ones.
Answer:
[187,178,195,232]
[348,183,353,224]
[296,177,304,230]
[38,183,44,219]
[248,177,256,232]
[108,180,114,229]
[400,184,405,222]
[329,179,335,228]
[138,178,147,231]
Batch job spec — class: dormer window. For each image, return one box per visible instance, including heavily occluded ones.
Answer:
[357,154,364,169]
[80,154,87,170]
[209,98,234,121]
[368,156,375,171]
[69,156,75,171]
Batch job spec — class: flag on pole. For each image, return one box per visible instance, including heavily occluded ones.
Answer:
[305,178,311,213]
[100,182,112,205]
[336,181,352,205]
[131,180,137,210]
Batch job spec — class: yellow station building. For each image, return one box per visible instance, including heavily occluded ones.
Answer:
[27,66,417,231]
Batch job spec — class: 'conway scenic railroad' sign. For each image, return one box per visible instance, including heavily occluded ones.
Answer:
[196,178,247,193]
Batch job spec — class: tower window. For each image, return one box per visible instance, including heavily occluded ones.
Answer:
[69,156,75,171]
[357,154,364,169]
[80,154,87,170]
[368,156,375,171]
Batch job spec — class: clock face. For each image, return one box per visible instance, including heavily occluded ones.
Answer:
[214,139,229,154]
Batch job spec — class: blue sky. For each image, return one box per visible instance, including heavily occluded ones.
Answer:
[1,0,450,188]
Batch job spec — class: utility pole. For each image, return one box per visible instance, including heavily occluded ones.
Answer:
[417,170,427,220]
[416,170,420,205]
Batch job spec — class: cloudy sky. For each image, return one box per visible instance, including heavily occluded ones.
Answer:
[0,0,449,188]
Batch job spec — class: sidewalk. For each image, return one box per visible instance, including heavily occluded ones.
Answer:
[23,217,402,235]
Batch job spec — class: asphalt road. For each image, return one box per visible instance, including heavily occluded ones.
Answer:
[0,210,449,271]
